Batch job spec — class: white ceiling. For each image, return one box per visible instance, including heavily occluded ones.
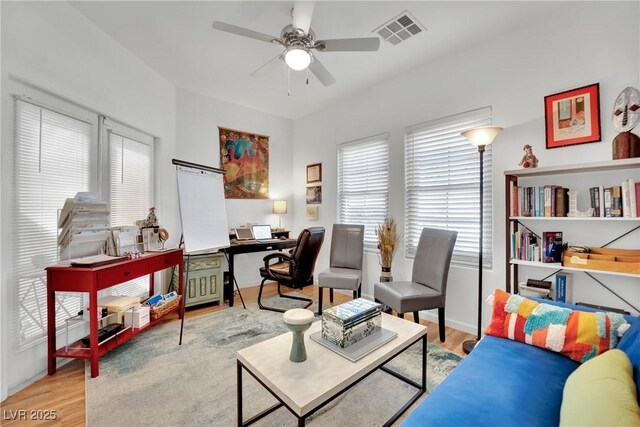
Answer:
[70,1,557,120]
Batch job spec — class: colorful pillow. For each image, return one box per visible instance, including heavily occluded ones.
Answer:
[560,349,640,426]
[485,289,630,363]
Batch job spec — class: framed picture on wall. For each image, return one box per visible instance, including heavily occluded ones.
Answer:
[306,185,322,204]
[306,205,318,221]
[544,83,601,149]
[306,163,322,183]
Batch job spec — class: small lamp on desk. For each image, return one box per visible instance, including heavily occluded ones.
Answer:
[272,200,288,231]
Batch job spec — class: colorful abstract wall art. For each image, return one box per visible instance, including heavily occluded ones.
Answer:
[219,127,269,199]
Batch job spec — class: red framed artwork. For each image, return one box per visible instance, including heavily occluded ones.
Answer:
[544,83,601,149]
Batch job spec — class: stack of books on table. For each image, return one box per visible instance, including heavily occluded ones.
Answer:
[321,298,382,349]
[58,192,110,260]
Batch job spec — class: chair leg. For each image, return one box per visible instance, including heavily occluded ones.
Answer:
[397,312,404,319]
[438,307,446,342]
[357,286,361,298]
[329,289,334,303]
[257,278,269,310]
[352,290,358,300]
[413,312,419,323]
[317,287,323,316]
[257,279,313,313]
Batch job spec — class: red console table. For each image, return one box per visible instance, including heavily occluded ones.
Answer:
[46,248,184,378]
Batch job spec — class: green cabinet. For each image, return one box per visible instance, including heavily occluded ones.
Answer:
[184,253,224,308]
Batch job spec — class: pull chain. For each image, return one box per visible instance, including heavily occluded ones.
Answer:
[287,67,291,96]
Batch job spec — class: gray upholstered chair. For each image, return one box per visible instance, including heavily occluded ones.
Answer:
[374,227,457,342]
[316,224,365,315]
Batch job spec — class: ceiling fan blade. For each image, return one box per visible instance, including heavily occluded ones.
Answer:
[309,57,336,86]
[212,21,280,44]
[292,1,315,34]
[250,54,284,77]
[315,37,380,52]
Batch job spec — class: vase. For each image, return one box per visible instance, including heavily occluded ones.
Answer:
[380,266,393,282]
[282,308,314,363]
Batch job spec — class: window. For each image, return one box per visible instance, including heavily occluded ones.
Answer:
[337,134,390,249]
[404,107,493,267]
[105,120,154,298]
[10,92,155,347]
[13,99,94,345]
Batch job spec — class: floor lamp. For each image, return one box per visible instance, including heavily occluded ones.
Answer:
[460,126,503,354]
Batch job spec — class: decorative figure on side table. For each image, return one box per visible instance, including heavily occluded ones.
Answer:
[283,308,314,363]
[612,86,640,159]
[158,228,169,250]
[144,207,158,227]
[518,144,539,168]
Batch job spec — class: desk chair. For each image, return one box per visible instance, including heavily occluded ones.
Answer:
[374,227,457,342]
[317,224,364,315]
[258,227,325,313]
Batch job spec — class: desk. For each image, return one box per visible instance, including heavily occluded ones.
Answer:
[46,248,184,378]
[224,239,297,307]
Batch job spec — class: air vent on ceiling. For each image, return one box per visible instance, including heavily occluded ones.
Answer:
[373,11,425,46]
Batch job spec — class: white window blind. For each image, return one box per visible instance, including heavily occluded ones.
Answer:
[337,134,390,249]
[107,124,154,297]
[404,107,493,267]
[13,99,93,345]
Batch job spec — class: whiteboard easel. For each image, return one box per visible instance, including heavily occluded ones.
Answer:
[172,158,244,345]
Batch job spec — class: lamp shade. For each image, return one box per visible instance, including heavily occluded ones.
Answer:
[284,47,312,70]
[272,200,288,215]
[461,126,503,147]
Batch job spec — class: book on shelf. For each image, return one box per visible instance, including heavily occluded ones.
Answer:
[511,182,519,217]
[555,186,568,217]
[542,231,563,263]
[544,185,552,217]
[621,178,638,218]
[555,272,572,303]
[629,179,637,218]
[622,180,631,218]
[611,186,623,217]
[604,187,613,217]
[635,180,640,217]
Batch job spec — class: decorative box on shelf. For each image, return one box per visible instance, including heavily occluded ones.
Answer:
[123,306,150,329]
[563,247,640,275]
[321,298,382,348]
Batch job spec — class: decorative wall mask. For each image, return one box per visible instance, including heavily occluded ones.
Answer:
[612,86,640,159]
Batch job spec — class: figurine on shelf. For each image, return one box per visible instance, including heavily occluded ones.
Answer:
[518,144,539,168]
[144,207,158,227]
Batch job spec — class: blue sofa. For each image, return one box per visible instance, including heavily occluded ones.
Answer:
[403,300,640,427]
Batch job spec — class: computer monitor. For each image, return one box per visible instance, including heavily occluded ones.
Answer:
[235,228,254,240]
[252,225,272,240]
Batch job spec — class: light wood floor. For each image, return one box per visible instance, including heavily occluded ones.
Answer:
[1,284,474,427]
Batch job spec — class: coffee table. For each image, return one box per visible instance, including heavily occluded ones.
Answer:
[236,313,427,426]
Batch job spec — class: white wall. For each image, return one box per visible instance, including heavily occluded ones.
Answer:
[175,88,294,287]
[1,1,177,398]
[292,2,640,334]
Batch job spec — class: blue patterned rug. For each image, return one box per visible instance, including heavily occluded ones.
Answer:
[86,302,463,426]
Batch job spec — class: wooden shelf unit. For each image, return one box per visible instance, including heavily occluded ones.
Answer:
[504,159,640,300]
[46,248,184,378]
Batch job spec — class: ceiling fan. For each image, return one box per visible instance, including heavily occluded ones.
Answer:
[212,1,380,87]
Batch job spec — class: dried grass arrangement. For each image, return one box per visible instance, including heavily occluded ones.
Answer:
[376,217,400,272]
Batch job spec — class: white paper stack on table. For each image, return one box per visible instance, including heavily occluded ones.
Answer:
[58,192,110,260]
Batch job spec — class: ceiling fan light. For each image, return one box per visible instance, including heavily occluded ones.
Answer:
[284,47,311,70]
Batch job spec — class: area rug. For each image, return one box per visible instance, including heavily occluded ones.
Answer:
[86,302,463,426]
